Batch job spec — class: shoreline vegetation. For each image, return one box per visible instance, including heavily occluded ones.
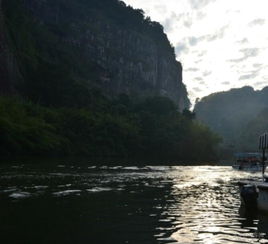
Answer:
[0,156,220,166]
[0,95,221,164]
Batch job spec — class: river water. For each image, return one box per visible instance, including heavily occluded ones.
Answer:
[1,164,268,244]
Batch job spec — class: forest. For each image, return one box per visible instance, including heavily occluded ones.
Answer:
[0,95,221,162]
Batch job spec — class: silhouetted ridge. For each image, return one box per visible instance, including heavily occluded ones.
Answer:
[195,86,268,154]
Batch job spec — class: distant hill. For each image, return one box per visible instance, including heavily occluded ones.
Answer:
[194,86,268,154]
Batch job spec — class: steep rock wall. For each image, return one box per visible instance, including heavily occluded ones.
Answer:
[2,0,189,109]
[0,0,22,94]
[0,0,12,93]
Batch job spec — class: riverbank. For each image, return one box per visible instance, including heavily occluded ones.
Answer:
[0,155,219,166]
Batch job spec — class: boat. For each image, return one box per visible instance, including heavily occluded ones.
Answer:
[239,179,268,211]
[239,133,268,211]
[232,152,263,172]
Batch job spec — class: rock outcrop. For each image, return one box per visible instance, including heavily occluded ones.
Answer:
[1,0,189,109]
[0,0,12,93]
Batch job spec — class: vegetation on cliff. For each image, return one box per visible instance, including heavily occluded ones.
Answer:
[0,0,220,162]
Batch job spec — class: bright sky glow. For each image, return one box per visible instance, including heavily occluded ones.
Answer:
[122,0,268,104]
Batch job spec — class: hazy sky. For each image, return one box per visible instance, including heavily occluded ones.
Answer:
[122,0,268,103]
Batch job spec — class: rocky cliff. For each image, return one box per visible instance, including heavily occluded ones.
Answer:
[0,0,19,93]
[1,0,189,109]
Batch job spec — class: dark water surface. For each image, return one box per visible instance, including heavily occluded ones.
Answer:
[1,164,268,244]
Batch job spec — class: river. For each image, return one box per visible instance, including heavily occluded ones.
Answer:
[1,164,268,244]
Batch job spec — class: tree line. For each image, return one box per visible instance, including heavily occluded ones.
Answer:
[0,95,221,163]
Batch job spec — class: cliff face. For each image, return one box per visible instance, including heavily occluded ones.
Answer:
[0,0,14,93]
[1,0,189,109]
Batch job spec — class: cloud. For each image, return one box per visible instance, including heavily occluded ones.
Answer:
[203,71,212,76]
[193,87,203,92]
[187,25,228,46]
[221,81,230,85]
[249,18,266,27]
[206,25,228,41]
[228,57,245,63]
[240,48,259,58]
[175,43,189,55]
[237,38,248,44]
[196,11,206,20]
[189,0,215,9]
[198,51,207,57]
[253,63,262,68]
[228,48,260,62]
[173,12,184,22]
[164,12,193,29]
[185,67,199,72]
[163,17,174,32]
[195,77,203,81]
[161,11,180,32]
[254,81,267,86]
[239,72,258,80]
[188,36,204,46]
[184,19,193,28]
[238,67,261,81]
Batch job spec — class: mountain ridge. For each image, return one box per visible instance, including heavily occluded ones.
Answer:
[194,85,268,153]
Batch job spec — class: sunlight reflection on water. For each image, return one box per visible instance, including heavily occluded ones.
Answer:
[163,166,267,244]
[0,165,268,244]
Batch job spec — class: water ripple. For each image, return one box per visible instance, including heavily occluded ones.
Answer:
[0,165,267,243]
